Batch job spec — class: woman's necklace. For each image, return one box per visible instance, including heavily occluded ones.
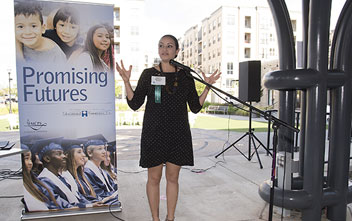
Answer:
[159,63,178,95]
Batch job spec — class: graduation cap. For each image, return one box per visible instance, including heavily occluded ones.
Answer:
[61,138,87,152]
[20,135,44,150]
[21,143,29,150]
[79,134,107,149]
[32,137,63,161]
[107,141,116,153]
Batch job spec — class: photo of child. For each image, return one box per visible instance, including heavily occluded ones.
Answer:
[14,1,66,63]
[43,6,82,59]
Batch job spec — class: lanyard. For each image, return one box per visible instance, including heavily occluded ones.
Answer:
[154,63,177,103]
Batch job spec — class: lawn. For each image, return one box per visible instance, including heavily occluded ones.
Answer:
[192,115,269,132]
[0,119,10,131]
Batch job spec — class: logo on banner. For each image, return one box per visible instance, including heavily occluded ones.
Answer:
[63,109,112,118]
[81,111,88,117]
[24,119,48,131]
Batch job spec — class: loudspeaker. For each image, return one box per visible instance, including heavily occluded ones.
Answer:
[239,60,261,102]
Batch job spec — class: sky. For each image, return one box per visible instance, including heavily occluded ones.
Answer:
[0,0,346,89]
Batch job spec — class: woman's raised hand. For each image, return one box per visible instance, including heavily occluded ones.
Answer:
[116,60,132,82]
[199,69,222,86]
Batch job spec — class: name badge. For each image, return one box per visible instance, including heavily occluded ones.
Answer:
[151,76,166,85]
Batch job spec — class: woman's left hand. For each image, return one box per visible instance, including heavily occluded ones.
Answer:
[199,69,222,86]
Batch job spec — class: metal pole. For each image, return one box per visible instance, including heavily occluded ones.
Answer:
[8,71,12,114]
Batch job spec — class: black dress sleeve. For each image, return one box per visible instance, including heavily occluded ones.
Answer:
[187,73,202,113]
[127,69,149,111]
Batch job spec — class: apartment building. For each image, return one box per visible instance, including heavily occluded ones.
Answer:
[178,1,302,107]
[112,0,146,98]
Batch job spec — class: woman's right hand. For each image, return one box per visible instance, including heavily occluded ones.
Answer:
[116,60,132,83]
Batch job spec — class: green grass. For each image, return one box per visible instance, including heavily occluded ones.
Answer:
[0,119,10,131]
[191,115,269,132]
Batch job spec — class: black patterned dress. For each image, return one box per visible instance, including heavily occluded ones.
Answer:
[127,67,202,168]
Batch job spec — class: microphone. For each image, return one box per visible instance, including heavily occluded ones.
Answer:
[169,59,192,72]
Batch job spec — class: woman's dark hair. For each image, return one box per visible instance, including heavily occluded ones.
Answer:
[84,25,110,70]
[53,6,79,28]
[161,34,179,58]
[21,153,59,208]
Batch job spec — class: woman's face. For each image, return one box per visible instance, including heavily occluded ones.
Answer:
[103,151,111,167]
[158,36,179,62]
[23,151,33,172]
[93,27,110,52]
[56,18,79,46]
[89,145,106,163]
[73,148,86,167]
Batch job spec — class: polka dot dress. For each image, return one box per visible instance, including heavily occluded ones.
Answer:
[127,67,202,168]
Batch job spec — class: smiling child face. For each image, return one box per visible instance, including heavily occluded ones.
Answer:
[55,18,79,46]
[93,27,110,52]
[15,14,45,49]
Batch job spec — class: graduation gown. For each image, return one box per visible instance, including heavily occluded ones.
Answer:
[84,160,118,201]
[23,186,48,211]
[38,168,90,208]
[77,173,102,202]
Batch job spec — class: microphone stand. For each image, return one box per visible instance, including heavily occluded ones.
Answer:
[171,61,299,221]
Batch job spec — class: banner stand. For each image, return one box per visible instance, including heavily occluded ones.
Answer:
[21,205,122,220]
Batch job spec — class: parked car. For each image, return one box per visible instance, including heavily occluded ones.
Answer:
[5,98,17,104]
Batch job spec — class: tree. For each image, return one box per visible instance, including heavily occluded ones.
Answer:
[195,81,206,96]
[115,81,122,98]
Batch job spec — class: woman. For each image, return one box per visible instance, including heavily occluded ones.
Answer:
[84,140,118,202]
[72,24,111,71]
[22,148,72,211]
[64,144,101,203]
[116,34,221,221]
[100,149,118,191]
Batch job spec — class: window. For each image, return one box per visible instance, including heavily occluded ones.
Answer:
[245,33,251,43]
[130,26,139,36]
[226,79,235,88]
[227,62,233,75]
[244,48,251,58]
[227,46,235,55]
[114,27,120,37]
[218,33,221,42]
[114,8,120,21]
[213,20,216,30]
[130,42,139,52]
[217,48,221,56]
[245,16,251,28]
[208,53,211,60]
[227,15,235,25]
[114,43,120,54]
[213,36,216,44]
[218,17,221,27]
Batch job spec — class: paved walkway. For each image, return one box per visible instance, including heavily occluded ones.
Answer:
[0,113,349,221]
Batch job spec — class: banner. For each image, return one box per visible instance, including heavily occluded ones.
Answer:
[14,0,119,212]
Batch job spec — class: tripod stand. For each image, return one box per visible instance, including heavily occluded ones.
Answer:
[215,102,272,169]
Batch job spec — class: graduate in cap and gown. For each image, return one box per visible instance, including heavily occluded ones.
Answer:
[100,142,118,191]
[21,144,72,211]
[35,138,97,208]
[61,139,103,204]
[82,134,119,204]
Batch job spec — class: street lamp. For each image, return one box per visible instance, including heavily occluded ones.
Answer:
[7,69,12,114]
